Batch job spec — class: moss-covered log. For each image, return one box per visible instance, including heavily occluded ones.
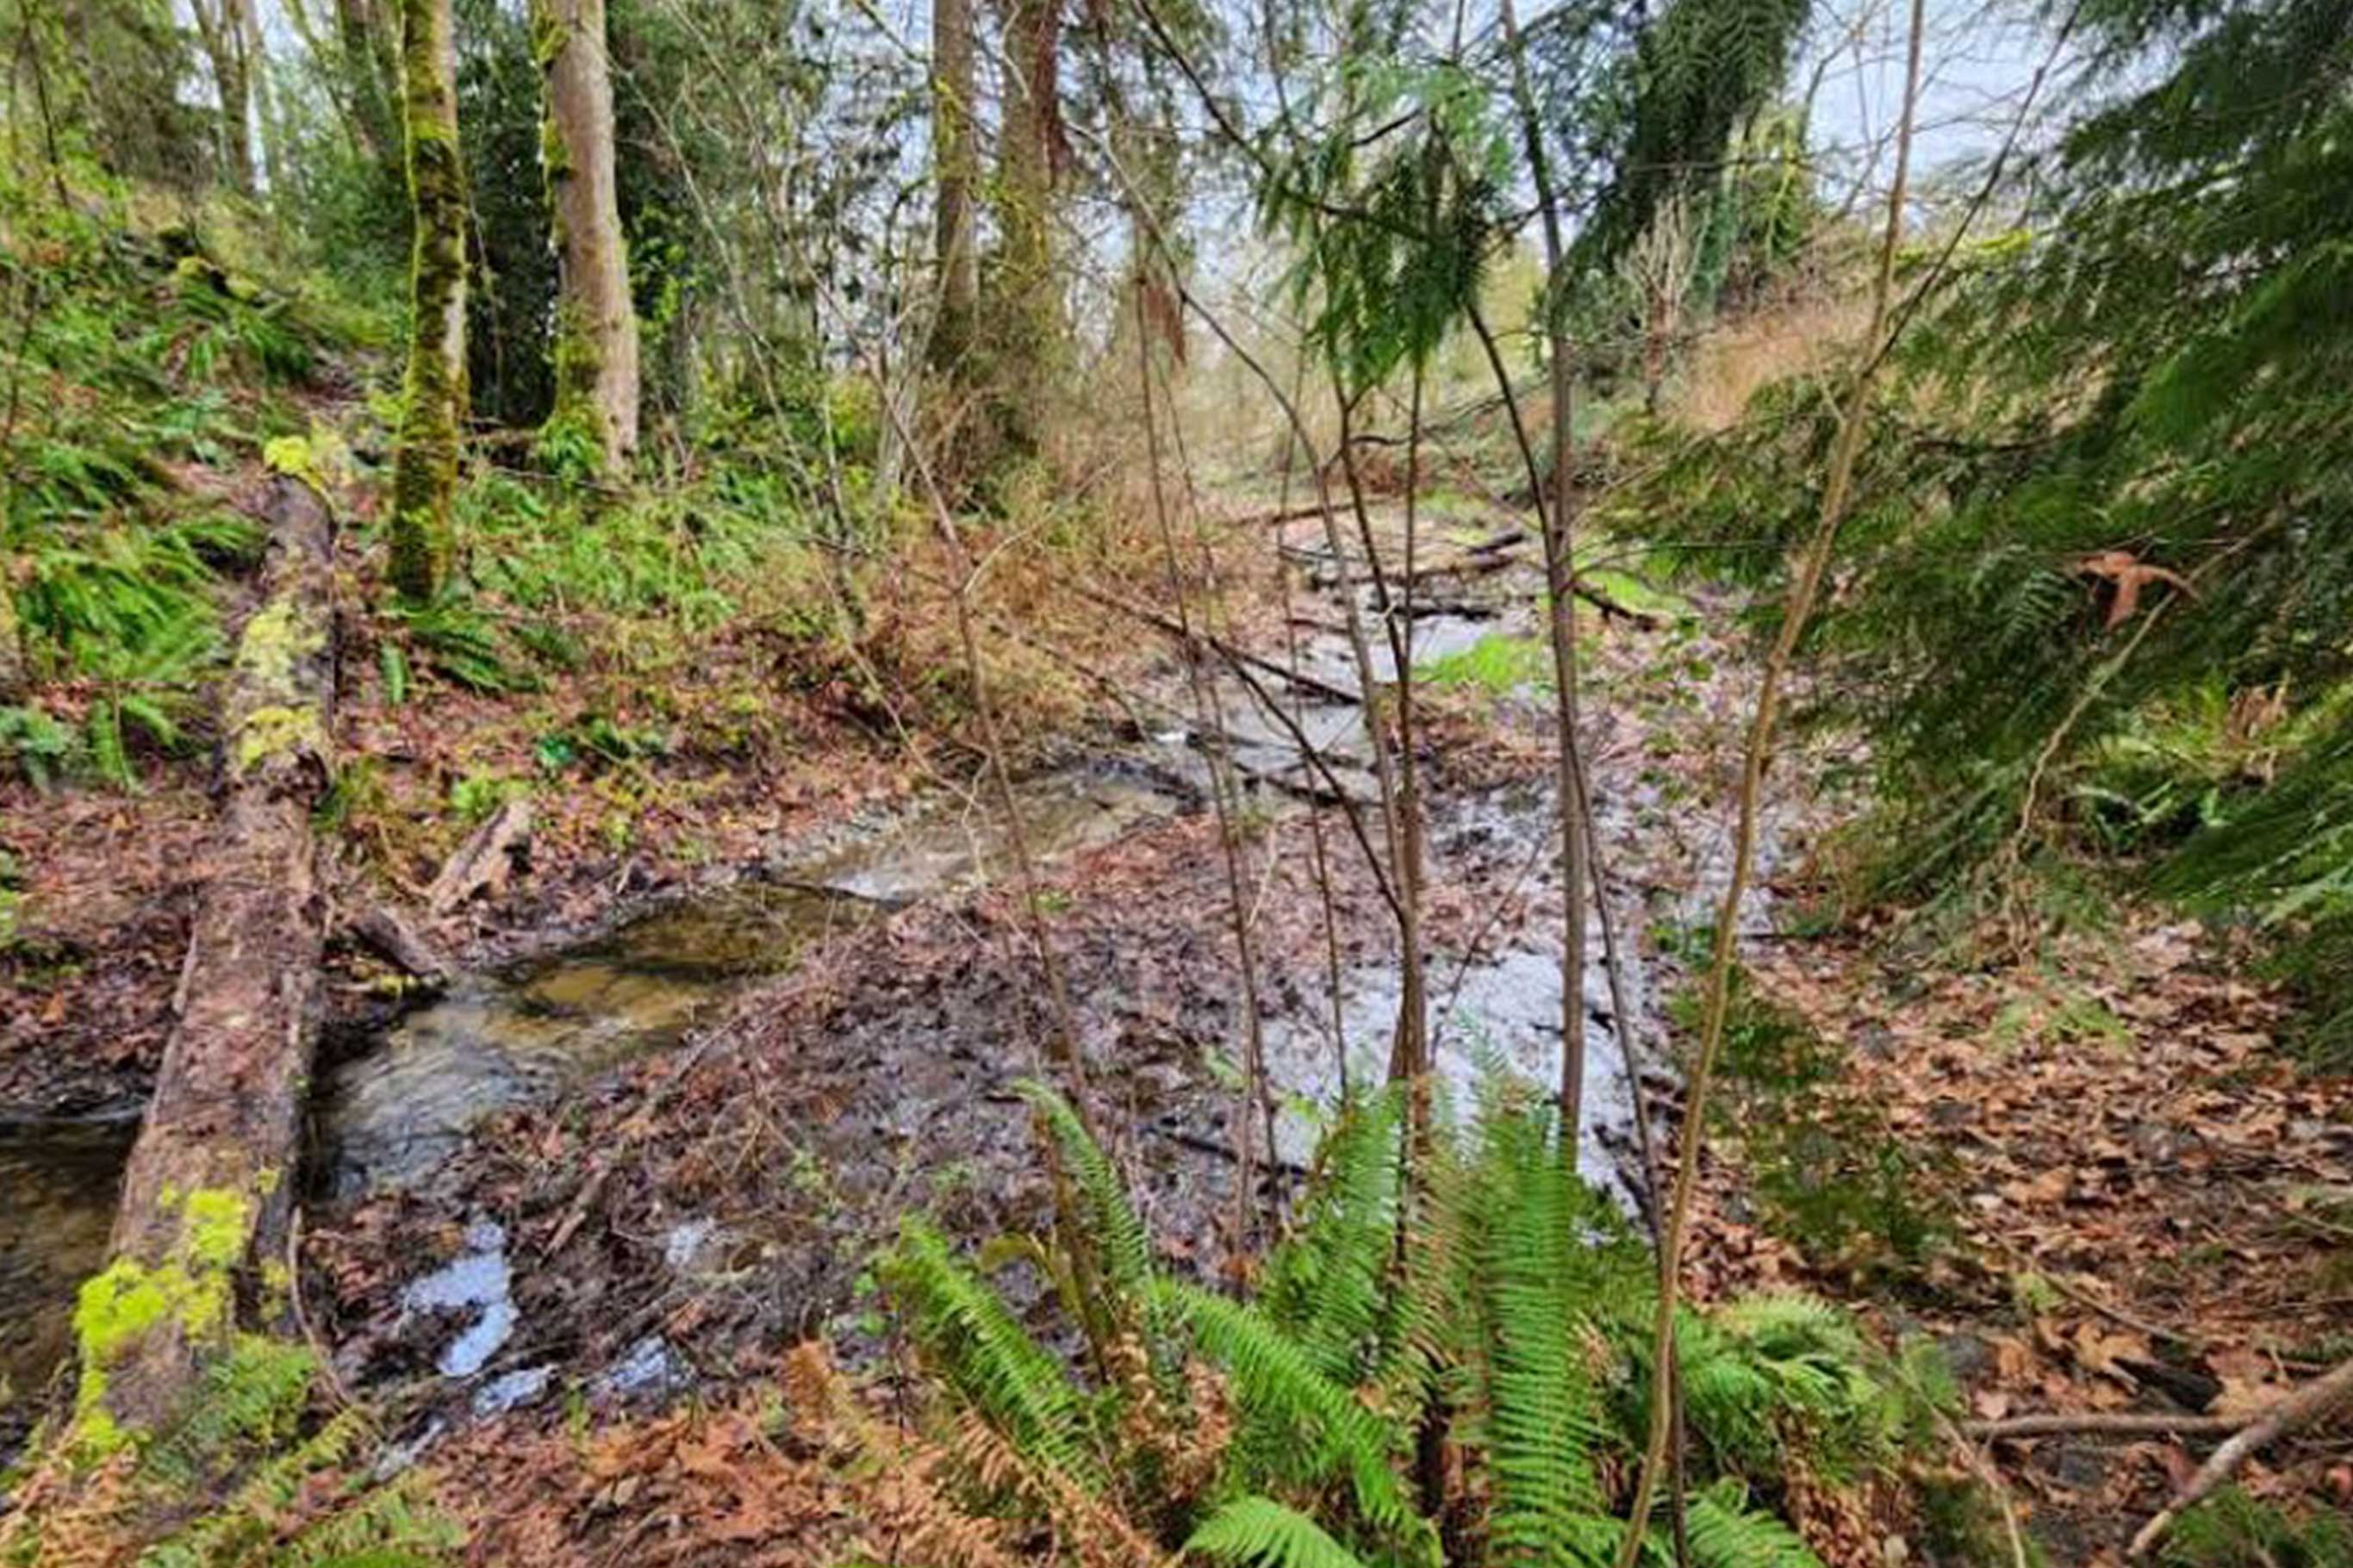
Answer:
[0,569,23,698]
[389,0,467,604]
[77,477,336,1448]
[928,0,979,373]
[533,0,639,470]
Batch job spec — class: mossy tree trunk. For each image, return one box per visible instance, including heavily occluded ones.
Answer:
[535,0,639,469]
[389,0,466,604]
[988,0,1062,451]
[0,576,24,699]
[75,478,335,1449]
[928,0,980,373]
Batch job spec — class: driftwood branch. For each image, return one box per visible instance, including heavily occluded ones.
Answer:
[344,899,452,988]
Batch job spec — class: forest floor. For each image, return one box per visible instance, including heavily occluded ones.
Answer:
[4,447,2349,1564]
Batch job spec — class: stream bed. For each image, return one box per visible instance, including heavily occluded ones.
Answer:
[1,509,1690,1432]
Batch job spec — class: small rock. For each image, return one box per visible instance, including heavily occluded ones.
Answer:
[661,1217,719,1273]
[2028,1440,2107,1491]
[1936,1331,1991,1385]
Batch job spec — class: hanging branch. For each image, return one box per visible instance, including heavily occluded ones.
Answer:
[1610,0,1930,1555]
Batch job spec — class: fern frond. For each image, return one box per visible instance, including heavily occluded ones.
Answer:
[882,1216,1101,1484]
[1153,1280,1415,1534]
[1016,1078,1158,1306]
[1684,1481,1827,1568]
[1183,1496,1369,1568]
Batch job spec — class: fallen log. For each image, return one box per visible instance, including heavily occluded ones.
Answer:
[71,476,336,1447]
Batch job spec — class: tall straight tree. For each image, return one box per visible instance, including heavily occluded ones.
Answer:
[991,0,1061,447]
[535,0,639,468]
[190,0,258,193]
[929,0,980,371]
[389,0,466,603]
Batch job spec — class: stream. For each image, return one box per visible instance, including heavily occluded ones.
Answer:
[0,508,1674,1425]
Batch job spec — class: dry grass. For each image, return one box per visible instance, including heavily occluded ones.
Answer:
[1671,290,1872,432]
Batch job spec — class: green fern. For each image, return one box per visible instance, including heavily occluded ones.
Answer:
[881,1215,1103,1485]
[1682,1481,1826,1568]
[1183,1496,1370,1568]
[880,1069,1934,1568]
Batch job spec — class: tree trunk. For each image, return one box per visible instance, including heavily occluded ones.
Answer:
[71,478,335,1447]
[237,0,286,197]
[192,0,257,195]
[535,0,639,469]
[332,0,402,163]
[389,0,466,604]
[990,0,1061,449]
[1497,0,1588,1148]
[928,0,980,372]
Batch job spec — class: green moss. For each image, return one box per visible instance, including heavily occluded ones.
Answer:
[232,704,327,775]
[390,0,469,604]
[68,1186,253,1452]
[234,600,327,700]
[1418,633,1553,696]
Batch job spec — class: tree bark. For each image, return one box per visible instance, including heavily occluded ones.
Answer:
[390,0,466,604]
[332,0,402,164]
[990,0,1061,449]
[535,0,639,468]
[929,0,979,372]
[191,0,258,195]
[72,478,335,1447]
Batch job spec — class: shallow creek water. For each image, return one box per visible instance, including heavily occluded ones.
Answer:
[0,515,1679,1419]
[0,768,1184,1408]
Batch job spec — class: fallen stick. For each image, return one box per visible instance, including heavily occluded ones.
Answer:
[426,795,533,913]
[344,899,452,988]
[1966,1411,2242,1440]
[2128,1354,2353,1559]
[1075,582,1366,706]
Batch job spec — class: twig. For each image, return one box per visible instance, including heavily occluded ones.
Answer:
[1612,0,1929,1555]
[1967,1411,2241,1440]
[2128,1355,2353,1559]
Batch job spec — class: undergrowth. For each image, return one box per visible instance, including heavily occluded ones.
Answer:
[874,1076,1961,1567]
[0,1336,456,1566]
[1665,943,1953,1285]
[0,178,369,790]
